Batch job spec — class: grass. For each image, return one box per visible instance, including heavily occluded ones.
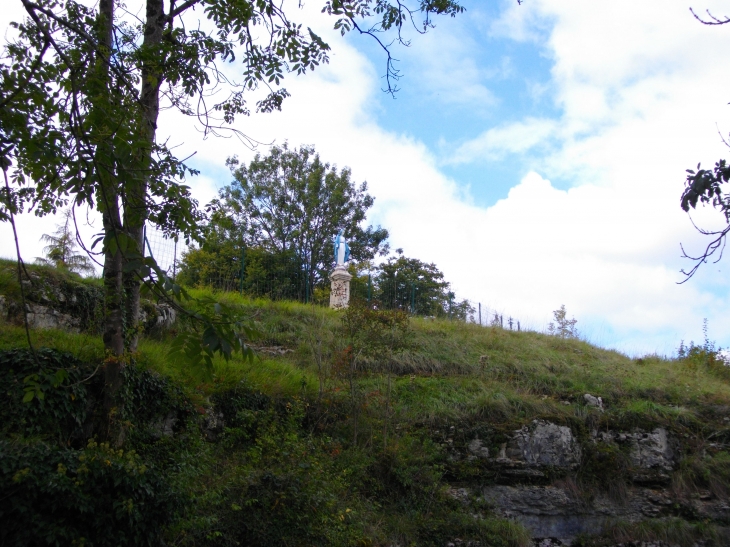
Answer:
[0,257,102,291]
[5,287,730,427]
[5,269,730,545]
[577,518,725,547]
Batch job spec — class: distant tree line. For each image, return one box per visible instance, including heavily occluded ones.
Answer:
[178,144,472,319]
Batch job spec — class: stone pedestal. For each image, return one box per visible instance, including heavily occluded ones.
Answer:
[329,266,352,309]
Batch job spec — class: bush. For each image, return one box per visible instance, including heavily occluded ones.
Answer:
[0,348,197,546]
[0,438,182,547]
[175,396,368,547]
[0,348,93,440]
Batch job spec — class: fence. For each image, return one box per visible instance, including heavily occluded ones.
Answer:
[193,266,529,331]
[144,225,181,278]
[143,226,529,330]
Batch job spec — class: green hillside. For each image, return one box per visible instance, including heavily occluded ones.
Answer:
[1,264,730,546]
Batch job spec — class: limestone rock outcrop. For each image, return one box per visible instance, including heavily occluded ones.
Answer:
[454,422,691,543]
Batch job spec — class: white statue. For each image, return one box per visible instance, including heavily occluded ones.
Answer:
[333,229,350,267]
[330,229,352,308]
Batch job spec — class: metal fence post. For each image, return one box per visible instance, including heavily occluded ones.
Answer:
[172,237,178,280]
[304,265,308,304]
[239,245,246,295]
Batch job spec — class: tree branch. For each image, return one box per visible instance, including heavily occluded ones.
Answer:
[168,0,202,21]
[690,7,730,25]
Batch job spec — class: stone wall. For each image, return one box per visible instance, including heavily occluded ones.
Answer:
[0,269,175,333]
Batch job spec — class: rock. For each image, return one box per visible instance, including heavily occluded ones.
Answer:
[202,407,225,442]
[532,539,566,547]
[252,345,294,357]
[154,303,176,329]
[482,485,616,542]
[628,428,674,471]
[467,437,490,459]
[510,420,581,468]
[591,428,676,473]
[480,480,730,544]
[584,393,604,411]
[482,484,710,543]
[446,487,471,505]
[25,303,81,332]
[150,412,178,440]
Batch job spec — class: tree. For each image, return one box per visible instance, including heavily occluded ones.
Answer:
[547,304,578,339]
[35,208,95,275]
[0,0,466,422]
[176,209,243,291]
[373,251,474,319]
[679,9,730,280]
[215,143,389,292]
[376,253,449,315]
[680,160,730,280]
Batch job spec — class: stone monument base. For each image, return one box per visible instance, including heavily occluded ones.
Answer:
[329,265,352,309]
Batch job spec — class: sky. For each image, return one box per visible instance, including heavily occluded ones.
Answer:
[2,0,730,356]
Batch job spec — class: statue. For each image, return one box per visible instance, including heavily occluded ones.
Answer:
[330,229,352,308]
[333,229,350,267]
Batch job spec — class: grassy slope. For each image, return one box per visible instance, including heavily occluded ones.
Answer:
[3,290,729,433]
[2,280,730,546]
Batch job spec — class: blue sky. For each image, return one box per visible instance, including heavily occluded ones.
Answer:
[358,0,560,205]
[3,0,730,355]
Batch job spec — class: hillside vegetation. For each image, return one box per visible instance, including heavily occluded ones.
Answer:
[1,263,730,546]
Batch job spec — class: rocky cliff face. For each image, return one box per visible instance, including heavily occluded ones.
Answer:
[0,269,176,333]
[447,417,729,545]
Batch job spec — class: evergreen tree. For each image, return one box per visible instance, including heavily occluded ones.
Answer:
[35,209,94,275]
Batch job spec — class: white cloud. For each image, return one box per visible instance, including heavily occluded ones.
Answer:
[448,117,558,163]
[402,24,500,108]
[3,0,730,355]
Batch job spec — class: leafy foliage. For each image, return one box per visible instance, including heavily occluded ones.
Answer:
[212,143,388,290]
[0,348,91,439]
[0,348,193,547]
[179,239,306,299]
[680,160,730,279]
[340,300,411,366]
[373,253,474,319]
[0,438,182,547]
[175,391,369,547]
[167,292,258,381]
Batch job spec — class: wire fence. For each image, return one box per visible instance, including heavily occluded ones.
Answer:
[188,265,531,330]
[144,225,181,278]
[144,225,531,330]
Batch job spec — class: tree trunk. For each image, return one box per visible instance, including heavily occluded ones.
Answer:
[122,0,165,352]
[94,0,127,436]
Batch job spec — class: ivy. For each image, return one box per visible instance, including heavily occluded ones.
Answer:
[0,438,182,547]
[0,348,92,439]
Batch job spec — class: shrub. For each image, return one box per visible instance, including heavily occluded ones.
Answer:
[0,438,182,547]
[0,348,93,440]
